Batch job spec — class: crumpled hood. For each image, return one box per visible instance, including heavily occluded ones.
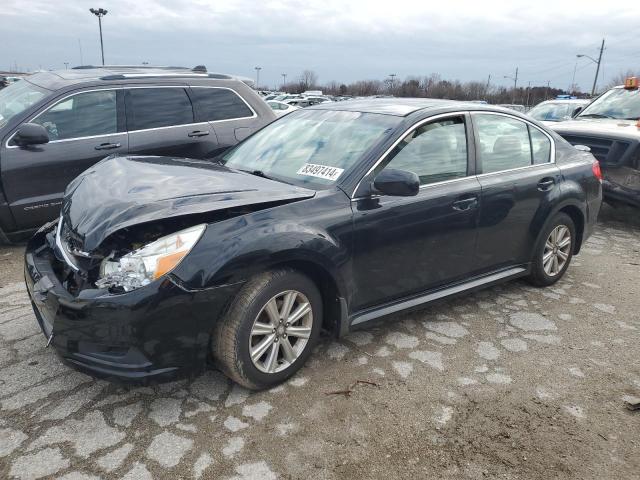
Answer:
[62,155,315,251]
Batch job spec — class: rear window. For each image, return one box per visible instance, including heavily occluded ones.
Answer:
[191,88,253,122]
[127,88,194,130]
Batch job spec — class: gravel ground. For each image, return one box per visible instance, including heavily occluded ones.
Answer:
[0,204,639,480]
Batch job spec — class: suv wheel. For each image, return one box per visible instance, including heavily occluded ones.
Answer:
[213,269,322,389]
[527,213,575,287]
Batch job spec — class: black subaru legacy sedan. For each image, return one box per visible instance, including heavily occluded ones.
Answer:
[25,99,602,389]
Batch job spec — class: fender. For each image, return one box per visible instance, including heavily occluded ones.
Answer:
[171,192,354,301]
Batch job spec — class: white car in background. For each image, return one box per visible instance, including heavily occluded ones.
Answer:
[267,100,300,117]
[528,99,591,125]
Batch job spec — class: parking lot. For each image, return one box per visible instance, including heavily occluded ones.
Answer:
[0,204,637,479]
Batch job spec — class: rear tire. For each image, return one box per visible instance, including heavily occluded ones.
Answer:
[212,268,322,390]
[526,213,575,287]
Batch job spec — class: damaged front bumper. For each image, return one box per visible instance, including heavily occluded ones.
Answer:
[24,222,242,383]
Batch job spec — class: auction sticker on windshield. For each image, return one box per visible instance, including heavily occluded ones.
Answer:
[297,163,344,181]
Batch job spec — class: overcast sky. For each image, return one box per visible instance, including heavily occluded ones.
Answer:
[2,0,639,92]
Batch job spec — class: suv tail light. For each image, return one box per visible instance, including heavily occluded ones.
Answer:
[592,160,603,182]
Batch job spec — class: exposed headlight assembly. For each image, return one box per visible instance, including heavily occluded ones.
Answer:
[96,224,205,292]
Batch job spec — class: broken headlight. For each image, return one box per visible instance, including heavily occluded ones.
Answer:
[95,224,206,292]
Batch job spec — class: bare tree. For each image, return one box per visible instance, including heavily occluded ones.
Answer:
[298,70,319,91]
[607,70,639,88]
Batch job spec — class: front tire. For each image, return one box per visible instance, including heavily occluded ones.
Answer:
[527,212,575,287]
[212,269,322,389]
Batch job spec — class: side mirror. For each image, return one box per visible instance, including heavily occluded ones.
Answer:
[13,123,49,147]
[571,106,584,118]
[373,168,420,197]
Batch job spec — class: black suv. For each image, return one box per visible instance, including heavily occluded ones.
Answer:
[25,99,602,389]
[0,66,275,242]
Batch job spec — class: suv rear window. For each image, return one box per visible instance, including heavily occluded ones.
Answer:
[191,88,253,122]
[127,88,194,130]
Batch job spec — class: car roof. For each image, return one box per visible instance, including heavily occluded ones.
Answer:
[24,66,237,91]
[307,98,499,116]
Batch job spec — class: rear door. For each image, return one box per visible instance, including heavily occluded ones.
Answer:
[189,86,258,150]
[1,88,127,230]
[125,86,220,159]
[471,112,559,271]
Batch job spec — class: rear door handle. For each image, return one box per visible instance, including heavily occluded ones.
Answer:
[95,142,121,150]
[537,177,555,191]
[452,196,478,211]
[188,130,210,138]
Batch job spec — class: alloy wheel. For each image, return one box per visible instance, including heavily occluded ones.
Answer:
[249,290,313,373]
[542,225,571,277]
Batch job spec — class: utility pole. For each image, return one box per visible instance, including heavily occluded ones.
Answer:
[78,39,84,66]
[591,38,605,96]
[525,81,531,108]
[64,62,69,70]
[389,73,396,93]
[254,66,262,90]
[545,80,550,100]
[504,67,518,104]
[486,74,491,92]
[570,60,578,93]
[89,8,108,65]
[281,73,287,90]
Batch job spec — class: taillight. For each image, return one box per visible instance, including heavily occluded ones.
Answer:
[592,160,603,182]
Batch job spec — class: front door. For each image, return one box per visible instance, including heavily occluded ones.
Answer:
[1,89,126,230]
[471,112,560,271]
[351,114,481,311]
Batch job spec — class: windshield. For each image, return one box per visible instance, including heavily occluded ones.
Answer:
[0,80,48,129]
[529,102,576,122]
[578,87,640,120]
[222,109,399,189]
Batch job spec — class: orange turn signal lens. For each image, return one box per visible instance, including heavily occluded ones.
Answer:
[154,251,188,279]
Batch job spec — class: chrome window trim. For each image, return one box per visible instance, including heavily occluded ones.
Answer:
[351,111,471,198]
[127,121,211,134]
[470,111,556,172]
[351,110,556,199]
[5,87,121,149]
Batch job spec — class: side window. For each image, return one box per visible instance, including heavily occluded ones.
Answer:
[33,90,117,141]
[127,88,193,130]
[381,116,468,185]
[474,114,532,173]
[191,88,253,122]
[529,126,552,164]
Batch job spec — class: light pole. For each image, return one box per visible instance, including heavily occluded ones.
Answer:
[504,67,519,104]
[254,66,262,90]
[281,73,287,90]
[64,62,69,70]
[577,38,605,96]
[570,59,578,93]
[89,8,108,66]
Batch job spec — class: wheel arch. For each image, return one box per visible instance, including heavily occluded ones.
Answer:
[264,256,349,338]
[556,204,585,254]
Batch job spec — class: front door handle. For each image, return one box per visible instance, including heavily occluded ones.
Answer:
[188,130,210,138]
[95,142,121,150]
[537,177,555,191]
[452,196,478,211]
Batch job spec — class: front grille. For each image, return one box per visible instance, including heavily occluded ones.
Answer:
[560,134,631,164]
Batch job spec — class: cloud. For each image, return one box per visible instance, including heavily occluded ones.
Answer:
[1,0,639,91]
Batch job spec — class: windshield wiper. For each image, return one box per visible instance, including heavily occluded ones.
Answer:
[579,113,614,119]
